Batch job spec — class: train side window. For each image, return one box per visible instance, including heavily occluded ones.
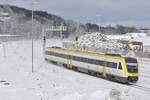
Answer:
[118,62,122,70]
[75,56,78,61]
[98,60,104,66]
[53,52,55,56]
[80,57,83,62]
[88,59,95,64]
[90,59,94,64]
[95,60,99,65]
[50,52,53,55]
[106,62,117,69]
[87,58,90,63]
[72,56,75,60]
[76,56,80,61]
[77,56,81,61]
[81,57,86,62]
[82,57,85,62]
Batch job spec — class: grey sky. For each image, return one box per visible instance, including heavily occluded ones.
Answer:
[0,0,150,27]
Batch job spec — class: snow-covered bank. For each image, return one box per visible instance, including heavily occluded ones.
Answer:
[0,39,150,100]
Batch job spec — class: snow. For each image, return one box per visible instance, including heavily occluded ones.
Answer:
[106,35,131,40]
[0,34,19,37]
[63,32,124,55]
[0,39,150,100]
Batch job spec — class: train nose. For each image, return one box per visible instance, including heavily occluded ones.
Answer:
[128,76,138,83]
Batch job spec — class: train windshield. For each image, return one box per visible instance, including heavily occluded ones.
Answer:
[125,57,138,73]
[127,65,138,73]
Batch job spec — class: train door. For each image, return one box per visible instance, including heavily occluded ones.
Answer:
[105,61,118,76]
[67,54,72,69]
[102,60,107,78]
[116,62,127,82]
[116,62,123,76]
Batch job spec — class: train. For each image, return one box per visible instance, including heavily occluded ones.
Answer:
[44,47,139,83]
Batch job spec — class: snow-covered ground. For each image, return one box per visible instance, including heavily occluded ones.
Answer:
[0,34,20,37]
[0,39,150,100]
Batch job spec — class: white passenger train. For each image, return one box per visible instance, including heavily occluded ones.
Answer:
[45,47,139,83]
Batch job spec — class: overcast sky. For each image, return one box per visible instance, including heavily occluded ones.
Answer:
[0,0,150,27]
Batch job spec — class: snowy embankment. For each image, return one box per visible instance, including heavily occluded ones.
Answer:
[0,39,150,100]
[76,32,123,50]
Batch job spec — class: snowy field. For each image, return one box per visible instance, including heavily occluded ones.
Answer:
[0,39,150,100]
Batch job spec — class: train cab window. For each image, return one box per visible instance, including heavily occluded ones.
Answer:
[127,65,138,73]
[118,62,122,70]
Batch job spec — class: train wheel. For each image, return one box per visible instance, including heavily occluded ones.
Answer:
[44,58,49,62]
[66,64,71,69]
[73,66,78,71]
[88,70,97,76]
[88,70,92,75]
[63,64,67,68]
[51,61,57,65]
[107,75,116,81]
[92,72,97,76]
[97,73,102,77]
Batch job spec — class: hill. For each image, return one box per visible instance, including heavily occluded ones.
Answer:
[0,4,70,39]
[0,4,139,40]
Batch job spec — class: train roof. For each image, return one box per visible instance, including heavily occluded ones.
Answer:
[51,46,62,49]
[46,47,125,59]
[46,47,138,61]
[105,53,121,57]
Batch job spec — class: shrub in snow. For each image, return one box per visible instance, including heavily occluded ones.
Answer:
[52,68,59,73]
[106,89,136,100]
[109,89,121,99]
[63,32,137,56]
[76,32,123,51]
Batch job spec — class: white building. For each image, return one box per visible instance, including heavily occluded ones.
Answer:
[0,12,10,21]
[125,33,147,38]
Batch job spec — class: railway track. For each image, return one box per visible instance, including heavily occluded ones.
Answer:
[142,71,150,75]
[131,84,150,93]
[141,75,150,80]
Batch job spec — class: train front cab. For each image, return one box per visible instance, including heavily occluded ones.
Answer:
[124,57,139,83]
